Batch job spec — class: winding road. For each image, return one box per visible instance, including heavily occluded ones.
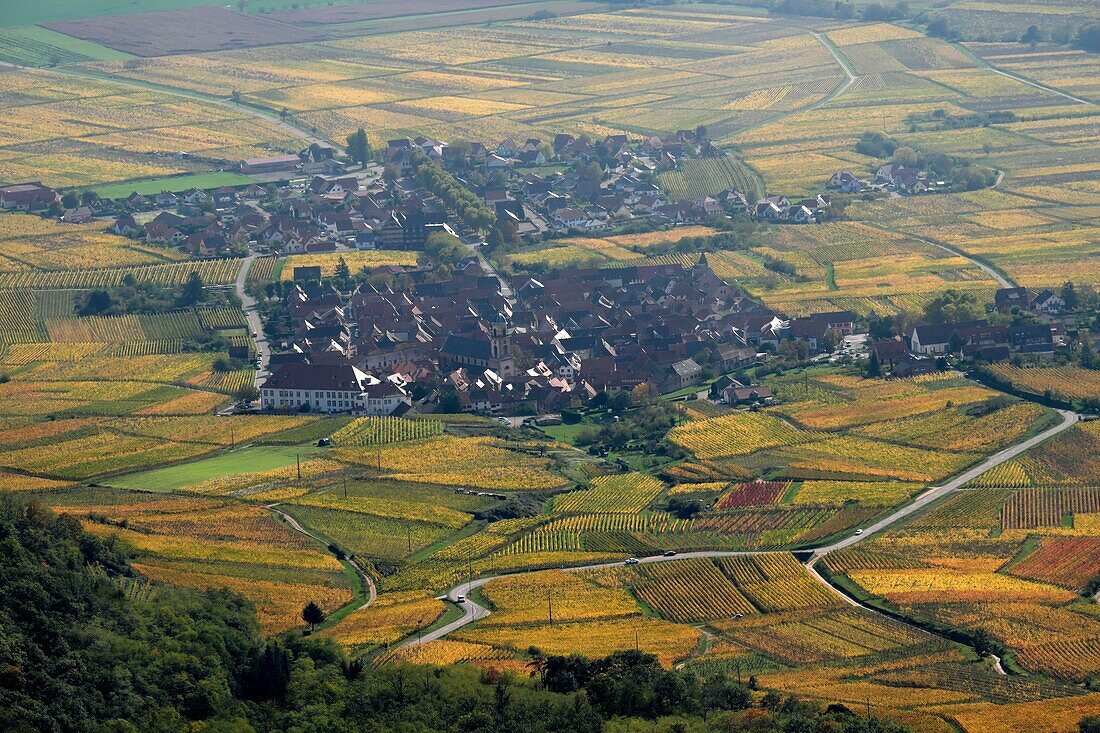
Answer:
[402,408,1079,649]
[269,503,377,608]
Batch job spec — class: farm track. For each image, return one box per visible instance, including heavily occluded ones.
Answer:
[723,29,859,139]
[953,43,1096,107]
[401,408,1079,651]
[864,218,1015,289]
[268,503,377,609]
[17,63,339,150]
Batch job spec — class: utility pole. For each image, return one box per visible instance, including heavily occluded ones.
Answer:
[343,474,348,499]
[547,589,554,625]
[296,453,301,482]
[407,525,412,554]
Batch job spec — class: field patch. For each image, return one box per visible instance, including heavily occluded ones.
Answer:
[47,7,326,56]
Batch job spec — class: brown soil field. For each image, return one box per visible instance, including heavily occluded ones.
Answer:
[47,7,326,57]
[273,0,555,25]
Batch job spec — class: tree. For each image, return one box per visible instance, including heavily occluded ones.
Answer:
[61,191,79,209]
[668,496,704,519]
[79,289,113,316]
[1080,332,1097,370]
[923,289,983,324]
[694,124,708,140]
[865,349,882,378]
[1062,281,1079,311]
[1021,24,1041,46]
[181,271,206,306]
[345,127,370,166]
[1081,715,1100,733]
[334,256,350,280]
[301,601,326,632]
[237,0,247,11]
[856,131,897,158]
[948,330,965,355]
[234,385,260,403]
[972,627,994,657]
[1076,24,1100,53]
[231,89,241,105]
[892,146,918,167]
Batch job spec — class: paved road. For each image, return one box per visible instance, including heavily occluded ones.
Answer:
[402,408,1079,649]
[465,242,515,304]
[812,408,1077,557]
[235,253,270,389]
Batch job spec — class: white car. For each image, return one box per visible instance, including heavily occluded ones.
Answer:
[854,529,864,535]
[624,557,640,565]
[455,594,466,603]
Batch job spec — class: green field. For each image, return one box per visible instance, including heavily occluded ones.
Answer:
[0,1,258,28]
[0,26,131,65]
[89,173,259,199]
[104,445,325,492]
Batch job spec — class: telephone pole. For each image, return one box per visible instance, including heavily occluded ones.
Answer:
[296,453,301,482]
[547,589,553,625]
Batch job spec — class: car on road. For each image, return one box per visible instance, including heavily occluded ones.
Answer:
[854,528,863,535]
[455,594,466,603]
[251,331,258,338]
[624,557,640,565]
[663,550,677,557]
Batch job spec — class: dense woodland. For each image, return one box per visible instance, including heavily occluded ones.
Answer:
[0,496,918,733]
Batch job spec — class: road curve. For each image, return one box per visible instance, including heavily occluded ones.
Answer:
[402,408,1079,648]
[268,503,377,608]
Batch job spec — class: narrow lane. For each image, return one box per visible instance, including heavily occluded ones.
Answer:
[268,503,377,608]
[234,253,270,389]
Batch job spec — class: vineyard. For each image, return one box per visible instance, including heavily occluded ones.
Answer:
[0,260,242,289]
[714,481,788,509]
[626,558,757,622]
[330,416,443,446]
[669,411,813,459]
[553,472,664,514]
[1008,537,1100,591]
[479,569,639,626]
[717,553,844,612]
[985,364,1100,402]
[657,156,765,202]
[1001,488,1100,530]
[335,436,567,491]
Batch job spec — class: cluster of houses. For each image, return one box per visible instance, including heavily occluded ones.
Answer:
[260,253,861,415]
[73,173,457,258]
[257,243,909,416]
[384,131,837,239]
[828,162,945,196]
[0,182,60,212]
[873,286,1075,376]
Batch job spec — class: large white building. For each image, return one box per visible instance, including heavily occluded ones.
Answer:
[260,363,410,415]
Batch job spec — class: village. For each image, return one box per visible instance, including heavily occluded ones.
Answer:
[0,132,1082,420]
